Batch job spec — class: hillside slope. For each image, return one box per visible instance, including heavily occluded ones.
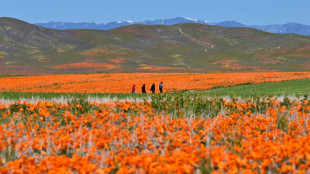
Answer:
[1,17,310,74]
[35,17,310,36]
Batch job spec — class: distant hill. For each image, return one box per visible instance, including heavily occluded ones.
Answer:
[35,17,209,30]
[252,23,310,36]
[1,17,310,75]
[35,17,310,36]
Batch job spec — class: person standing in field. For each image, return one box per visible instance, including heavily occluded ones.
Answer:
[132,84,136,94]
[159,82,163,93]
[142,84,146,94]
[150,83,155,93]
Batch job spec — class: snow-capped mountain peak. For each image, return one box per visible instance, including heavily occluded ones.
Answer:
[184,17,199,22]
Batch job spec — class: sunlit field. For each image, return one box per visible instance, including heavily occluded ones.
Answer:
[0,72,309,93]
[1,73,310,173]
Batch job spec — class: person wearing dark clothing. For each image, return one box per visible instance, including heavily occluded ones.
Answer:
[159,82,163,93]
[150,83,155,93]
[142,84,146,94]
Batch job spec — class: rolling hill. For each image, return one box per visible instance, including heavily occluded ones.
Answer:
[1,17,310,75]
[36,17,310,36]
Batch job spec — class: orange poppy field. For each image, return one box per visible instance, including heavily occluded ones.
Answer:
[1,72,310,173]
[0,96,310,173]
[0,72,310,93]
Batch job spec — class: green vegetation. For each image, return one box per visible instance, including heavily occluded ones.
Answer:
[0,92,148,100]
[201,79,310,97]
[151,79,310,117]
[1,17,310,74]
[0,75,28,78]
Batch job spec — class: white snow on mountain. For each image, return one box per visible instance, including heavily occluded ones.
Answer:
[184,17,199,22]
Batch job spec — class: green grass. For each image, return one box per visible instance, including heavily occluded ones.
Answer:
[1,79,310,100]
[0,75,28,78]
[201,79,310,97]
[0,92,148,100]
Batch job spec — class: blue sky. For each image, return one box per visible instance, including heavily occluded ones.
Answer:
[0,0,309,25]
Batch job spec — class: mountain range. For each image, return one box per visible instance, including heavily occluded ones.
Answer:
[1,17,310,75]
[35,17,310,36]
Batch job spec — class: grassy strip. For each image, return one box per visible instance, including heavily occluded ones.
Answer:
[0,75,28,78]
[0,92,149,100]
[202,78,310,97]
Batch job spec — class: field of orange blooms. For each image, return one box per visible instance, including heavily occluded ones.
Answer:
[0,72,310,93]
[0,95,310,173]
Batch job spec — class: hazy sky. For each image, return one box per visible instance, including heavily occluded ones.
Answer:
[0,0,309,25]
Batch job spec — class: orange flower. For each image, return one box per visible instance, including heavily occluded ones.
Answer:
[0,72,309,93]
[1,97,310,173]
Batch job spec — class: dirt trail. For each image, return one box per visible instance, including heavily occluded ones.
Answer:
[175,25,214,52]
